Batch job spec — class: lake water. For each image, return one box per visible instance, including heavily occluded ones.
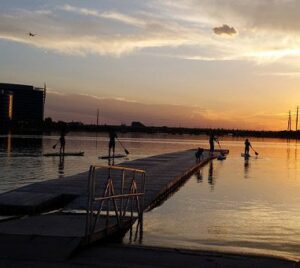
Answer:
[0,132,300,259]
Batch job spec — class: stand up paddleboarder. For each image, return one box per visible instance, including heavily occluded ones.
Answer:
[209,132,218,155]
[108,129,117,159]
[59,128,66,155]
[244,139,251,156]
[244,138,260,157]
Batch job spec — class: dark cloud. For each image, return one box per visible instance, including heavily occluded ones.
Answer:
[213,24,237,36]
[198,0,300,33]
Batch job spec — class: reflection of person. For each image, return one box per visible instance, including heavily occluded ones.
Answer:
[209,132,218,154]
[208,161,215,189]
[108,130,117,158]
[244,158,249,176]
[196,170,203,183]
[58,155,65,177]
[59,128,66,155]
[244,139,251,156]
[195,147,204,162]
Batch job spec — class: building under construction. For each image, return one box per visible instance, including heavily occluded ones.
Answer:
[0,83,46,124]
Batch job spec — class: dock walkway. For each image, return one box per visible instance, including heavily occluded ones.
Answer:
[0,148,228,260]
[0,149,224,215]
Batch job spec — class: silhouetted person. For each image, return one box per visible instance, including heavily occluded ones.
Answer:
[108,130,117,159]
[244,139,251,156]
[209,132,218,154]
[59,128,66,155]
[195,147,204,162]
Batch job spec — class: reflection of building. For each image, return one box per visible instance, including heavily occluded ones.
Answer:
[0,83,46,123]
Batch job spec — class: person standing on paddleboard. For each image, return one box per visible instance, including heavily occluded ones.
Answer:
[244,139,251,156]
[209,132,218,155]
[59,128,66,155]
[108,130,117,159]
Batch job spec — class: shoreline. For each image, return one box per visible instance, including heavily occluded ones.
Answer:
[1,124,300,140]
[116,244,300,263]
[0,244,298,268]
[122,242,300,263]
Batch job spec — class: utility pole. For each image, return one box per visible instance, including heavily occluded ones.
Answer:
[95,108,100,149]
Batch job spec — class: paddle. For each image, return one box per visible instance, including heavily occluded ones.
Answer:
[52,141,59,149]
[251,146,259,156]
[117,138,130,155]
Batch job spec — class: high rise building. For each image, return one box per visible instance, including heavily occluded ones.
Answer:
[0,83,46,124]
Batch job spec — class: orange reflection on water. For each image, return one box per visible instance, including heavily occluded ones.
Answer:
[6,132,12,156]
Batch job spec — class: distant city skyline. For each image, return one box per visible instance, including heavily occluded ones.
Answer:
[1,1,300,130]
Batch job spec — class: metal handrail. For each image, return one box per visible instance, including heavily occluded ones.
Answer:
[85,165,146,241]
[94,193,144,201]
[90,164,146,173]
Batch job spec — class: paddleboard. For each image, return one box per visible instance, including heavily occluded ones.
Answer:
[99,154,127,159]
[241,153,251,158]
[43,152,84,157]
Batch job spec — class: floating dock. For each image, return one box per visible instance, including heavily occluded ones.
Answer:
[0,148,228,260]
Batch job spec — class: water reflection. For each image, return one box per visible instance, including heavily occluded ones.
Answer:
[95,132,99,149]
[127,217,144,244]
[195,169,203,183]
[287,141,290,161]
[208,161,215,190]
[0,132,12,156]
[244,158,250,179]
[2,133,300,258]
[6,132,12,156]
[0,134,43,156]
[108,157,115,166]
[58,155,65,178]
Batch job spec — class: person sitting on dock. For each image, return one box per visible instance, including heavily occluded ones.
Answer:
[108,130,117,159]
[59,128,66,155]
[195,147,204,162]
[244,139,251,156]
[209,132,218,155]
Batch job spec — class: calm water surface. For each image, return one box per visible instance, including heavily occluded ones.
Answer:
[0,133,300,259]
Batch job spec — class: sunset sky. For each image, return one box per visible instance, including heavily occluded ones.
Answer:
[1,1,300,130]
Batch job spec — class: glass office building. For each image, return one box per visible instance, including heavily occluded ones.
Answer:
[0,83,46,124]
